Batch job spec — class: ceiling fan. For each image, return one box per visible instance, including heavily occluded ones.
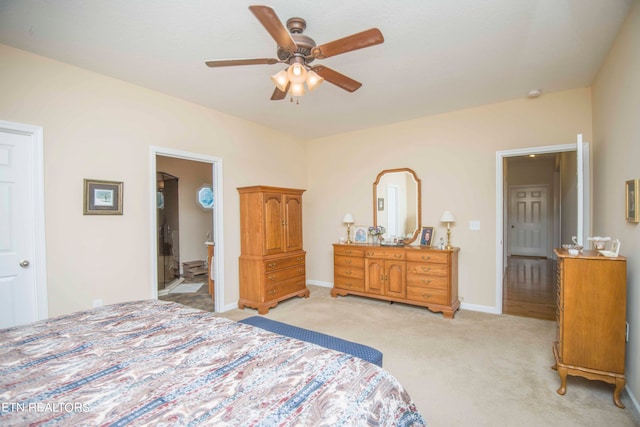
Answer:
[205,5,384,100]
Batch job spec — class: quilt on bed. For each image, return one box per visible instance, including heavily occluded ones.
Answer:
[0,300,425,426]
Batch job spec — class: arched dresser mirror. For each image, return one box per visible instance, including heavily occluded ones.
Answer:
[373,168,422,244]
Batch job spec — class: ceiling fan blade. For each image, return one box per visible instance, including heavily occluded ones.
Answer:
[312,65,362,92]
[205,58,279,67]
[249,5,298,54]
[270,83,289,101]
[312,28,384,59]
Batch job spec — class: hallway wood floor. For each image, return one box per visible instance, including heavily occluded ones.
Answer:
[503,256,556,321]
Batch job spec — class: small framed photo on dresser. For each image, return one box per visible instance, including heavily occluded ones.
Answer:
[353,226,368,243]
[420,226,434,246]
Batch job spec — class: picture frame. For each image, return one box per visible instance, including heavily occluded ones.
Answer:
[626,179,638,223]
[83,179,123,215]
[420,226,434,246]
[353,225,368,243]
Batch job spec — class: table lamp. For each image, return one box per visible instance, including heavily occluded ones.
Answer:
[440,211,455,250]
[343,213,354,244]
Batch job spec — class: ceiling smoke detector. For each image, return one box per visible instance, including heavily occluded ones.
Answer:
[527,89,542,98]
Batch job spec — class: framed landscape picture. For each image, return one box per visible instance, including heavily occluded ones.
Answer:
[83,179,123,215]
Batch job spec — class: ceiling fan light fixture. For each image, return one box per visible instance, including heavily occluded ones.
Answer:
[271,69,289,92]
[287,62,307,84]
[290,82,306,97]
[306,70,324,91]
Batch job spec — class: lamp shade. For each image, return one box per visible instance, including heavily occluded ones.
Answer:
[306,70,324,91]
[287,62,307,84]
[289,82,305,97]
[270,69,289,92]
[440,211,455,223]
[342,213,354,224]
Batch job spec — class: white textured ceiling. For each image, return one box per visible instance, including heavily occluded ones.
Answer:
[0,0,633,139]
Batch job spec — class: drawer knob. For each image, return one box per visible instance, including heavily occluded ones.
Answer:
[346,282,353,288]
[422,293,432,299]
[421,267,431,273]
[297,269,303,273]
[345,250,352,255]
[269,289,277,295]
[345,270,352,275]
[268,275,277,281]
[422,255,431,261]
[394,254,402,258]
[268,262,276,268]
[421,279,432,285]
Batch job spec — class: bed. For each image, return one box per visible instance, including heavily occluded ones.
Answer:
[0,300,425,426]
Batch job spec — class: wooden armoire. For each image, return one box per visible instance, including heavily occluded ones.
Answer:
[238,186,309,314]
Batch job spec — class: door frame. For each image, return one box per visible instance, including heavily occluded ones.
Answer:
[495,142,581,314]
[149,146,224,312]
[0,120,48,321]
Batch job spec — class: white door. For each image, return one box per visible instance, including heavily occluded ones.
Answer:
[508,185,548,257]
[576,134,591,247]
[0,121,47,328]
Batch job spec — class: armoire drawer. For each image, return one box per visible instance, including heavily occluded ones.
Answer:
[265,278,306,301]
[264,254,305,272]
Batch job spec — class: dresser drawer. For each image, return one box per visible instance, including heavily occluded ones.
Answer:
[407,286,448,305]
[364,247,405,260]
[407,262,448,277]
[334,276,365,292]
[405,250,448,264]
[265,277,306,301]
[334,265,364,280]
[407,274,448,289]
[265,254,305,271]
[334,246,365,257]
[264,264,305,284]
[334,255,365,268]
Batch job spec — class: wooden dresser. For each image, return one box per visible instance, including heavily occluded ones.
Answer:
[332,244,459,318]
[553,248,627,408]
[238,186,309,314]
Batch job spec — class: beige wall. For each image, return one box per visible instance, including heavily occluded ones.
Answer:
[592,0,640,409]
[305,88,593,308]
[0,44,307,316]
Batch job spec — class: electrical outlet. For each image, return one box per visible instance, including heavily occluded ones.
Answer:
[469,220,480,230]
[92,299,103,308]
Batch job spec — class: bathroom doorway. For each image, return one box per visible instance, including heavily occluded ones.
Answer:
[150,147,224,312]
[156,171,180,293]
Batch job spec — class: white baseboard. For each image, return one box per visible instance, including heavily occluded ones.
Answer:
[307,280,332,288]
[460,302,501,315]
[626,385,640,419]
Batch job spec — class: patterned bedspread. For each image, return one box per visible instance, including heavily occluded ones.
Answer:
[0,300,425,426]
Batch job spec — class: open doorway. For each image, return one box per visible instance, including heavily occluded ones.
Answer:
[496,138,590,318]
[150,147,224,312]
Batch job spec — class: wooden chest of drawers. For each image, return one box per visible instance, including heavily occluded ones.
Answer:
[332,244,459,318]
[553,248,627,407]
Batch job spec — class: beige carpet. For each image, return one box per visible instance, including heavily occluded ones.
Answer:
[218,285,640,427]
